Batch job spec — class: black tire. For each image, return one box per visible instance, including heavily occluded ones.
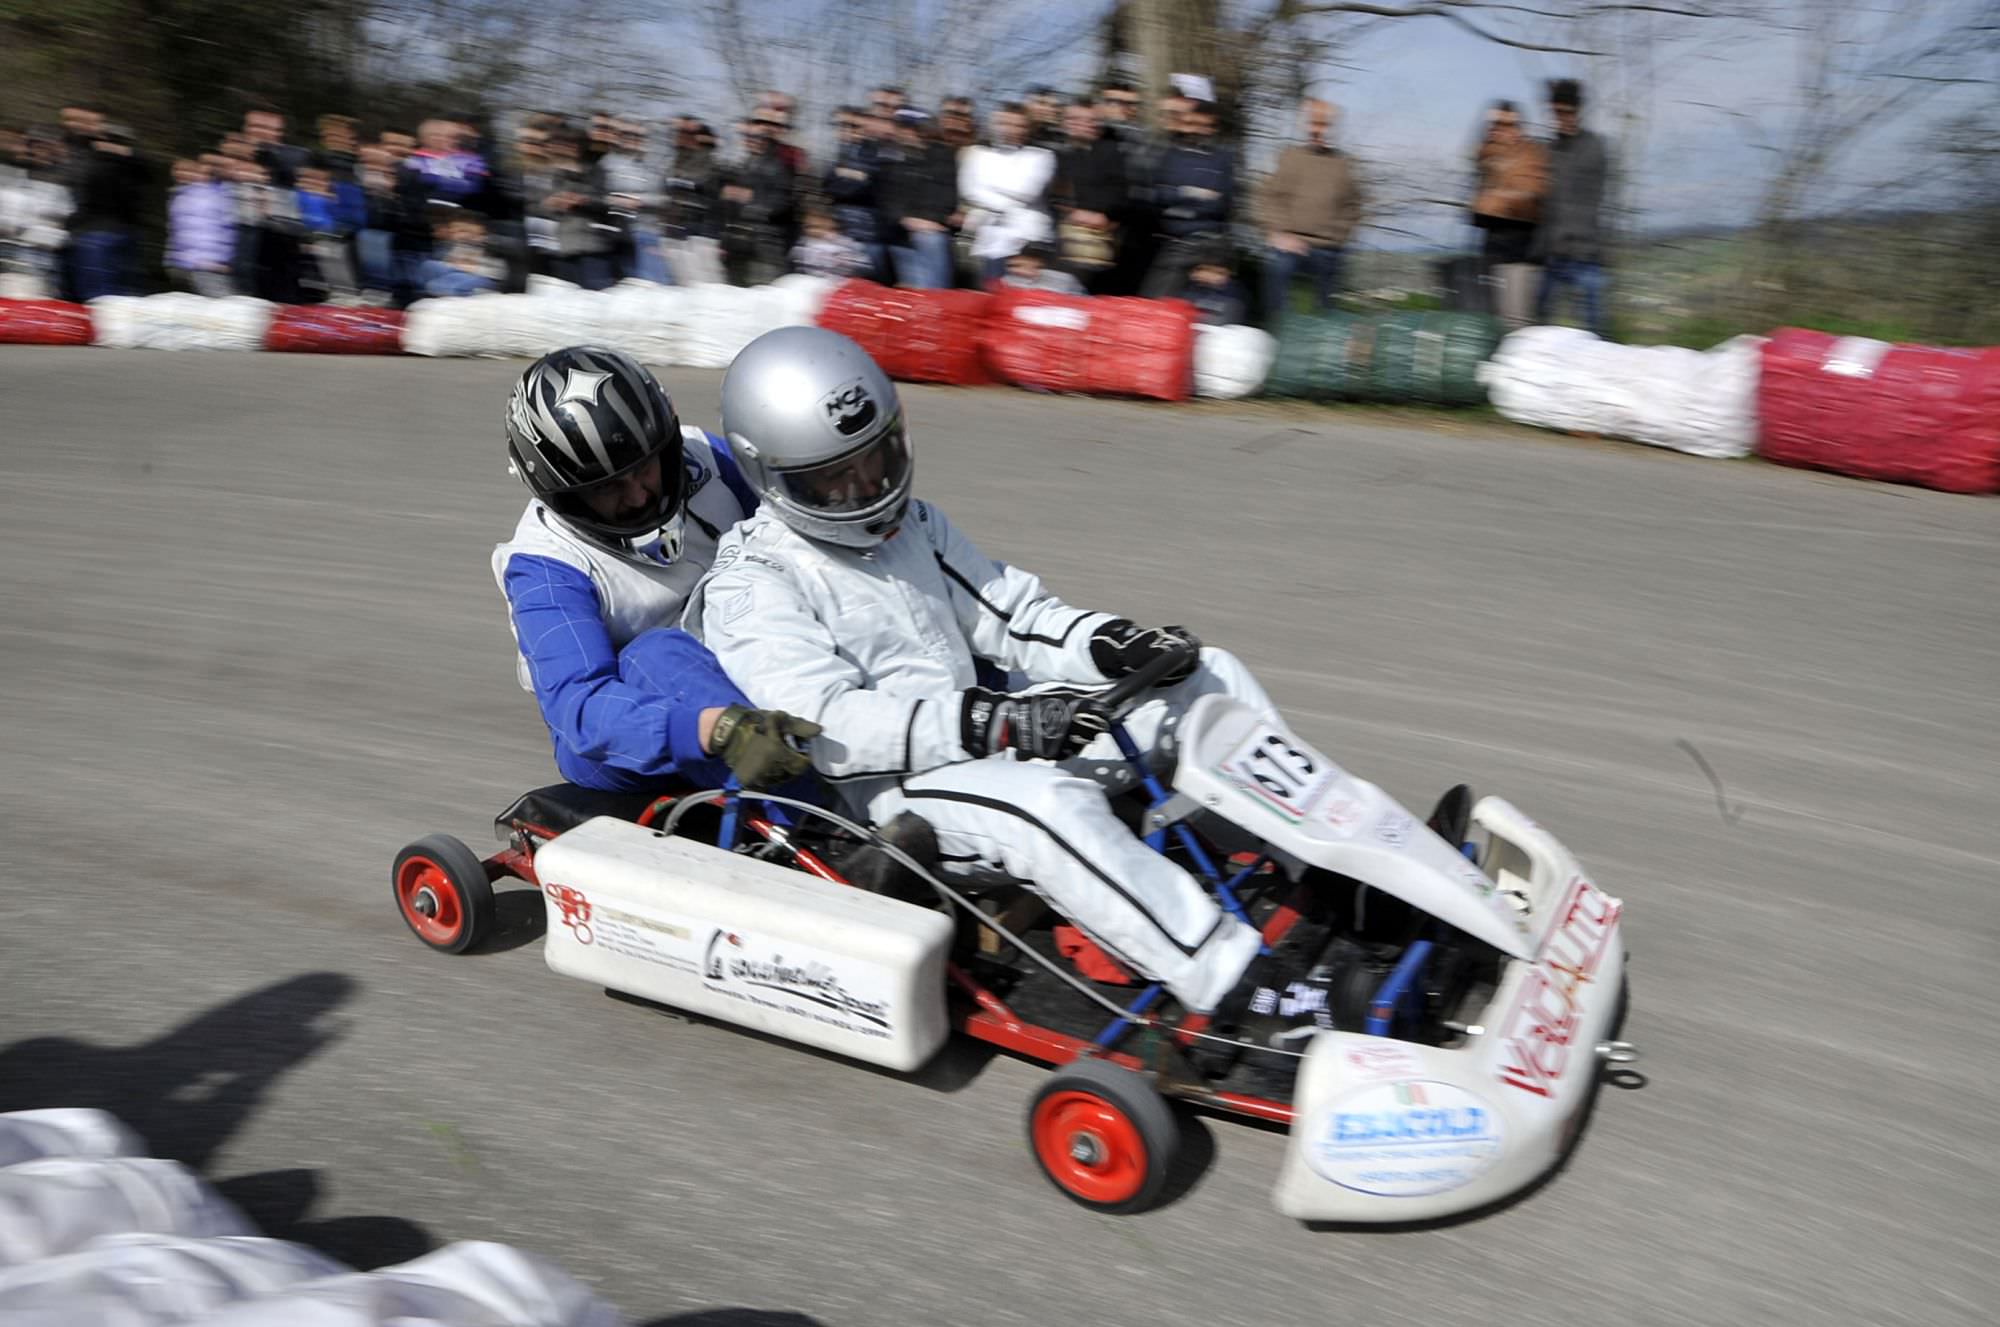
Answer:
[392,833,496,955]
[1026,1057,1180,1214]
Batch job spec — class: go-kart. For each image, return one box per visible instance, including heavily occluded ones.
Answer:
[392,646,1636,1221]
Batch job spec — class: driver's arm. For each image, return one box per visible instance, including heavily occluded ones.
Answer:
[502,553,738,777]
[918,502,1115,685]
[694,546,974,781]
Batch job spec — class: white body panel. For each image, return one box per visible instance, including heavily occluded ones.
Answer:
[1272,796,1627,1221]
[534,817,954,1072]
[1171,695,1537,961]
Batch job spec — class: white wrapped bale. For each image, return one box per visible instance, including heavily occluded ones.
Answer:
[0,1111,145,1169]
[405,276,837,366]
[87,294,273,351]
[192,1241,627,1327]
[1192,323,1276,399]
[1476,326,1764,459]
[0,1158,254,1267]
[0,1233,343,1326]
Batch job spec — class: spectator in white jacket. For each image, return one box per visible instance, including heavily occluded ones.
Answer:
[0,129,73,299]
[957,102,1054,283]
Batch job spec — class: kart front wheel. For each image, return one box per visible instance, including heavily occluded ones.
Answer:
[392,834,495,955]
[1027,1058,1179,1214]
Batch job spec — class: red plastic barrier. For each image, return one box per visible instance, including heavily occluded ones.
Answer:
[0,299,93,346]
[1757,329,2000,494]
[263,305,406,354]
[815,280,992,385]
[979,288,1196,401]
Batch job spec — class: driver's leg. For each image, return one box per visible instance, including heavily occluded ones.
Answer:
[876,759,1262,1012]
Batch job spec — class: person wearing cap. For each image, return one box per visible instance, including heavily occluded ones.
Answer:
[883,107,960,288]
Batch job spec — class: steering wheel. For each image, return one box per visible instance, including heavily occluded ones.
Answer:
[1097,642,1199,721]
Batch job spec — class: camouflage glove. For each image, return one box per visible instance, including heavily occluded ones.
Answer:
[710,706,822,788]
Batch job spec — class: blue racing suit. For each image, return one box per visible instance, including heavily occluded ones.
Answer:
[492,427,759,791]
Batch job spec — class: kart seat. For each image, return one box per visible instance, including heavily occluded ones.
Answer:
[495,782,669,838]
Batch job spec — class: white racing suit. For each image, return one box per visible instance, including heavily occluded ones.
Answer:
[686,500,1271,1012]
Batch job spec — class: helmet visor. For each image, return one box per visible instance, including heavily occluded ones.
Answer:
[549,447,686,542]
[775,423,910,517]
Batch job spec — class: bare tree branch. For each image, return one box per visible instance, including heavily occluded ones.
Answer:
[1287,1,1607,53]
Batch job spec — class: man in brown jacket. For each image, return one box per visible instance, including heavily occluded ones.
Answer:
[1259,98,1363,325]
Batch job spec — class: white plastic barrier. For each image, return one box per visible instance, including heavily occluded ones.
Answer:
[0,1110,144,1169]
[0,1233,343,1325]
[402,275,837,366]
[1475,326,1764,459]
[87,294,274,352]
[0,1158,256,1266]
[194,1242,625,1327]
[0,1111,631,1325]
[1193,323,1277,399]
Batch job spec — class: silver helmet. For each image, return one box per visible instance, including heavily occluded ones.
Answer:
[720,327,912,549]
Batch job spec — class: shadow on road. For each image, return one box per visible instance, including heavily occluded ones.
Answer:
[0,971,437,1268]
[644,1314,824,1326]
[0,972,354,1168]
[469,884,549,956]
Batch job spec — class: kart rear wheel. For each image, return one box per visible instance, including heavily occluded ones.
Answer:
[1027,1058,1179,1214]
[393,834,495,955]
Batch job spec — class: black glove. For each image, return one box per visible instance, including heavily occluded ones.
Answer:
[710,706,822,788]
[960,687,1111,762]
[1089,619,1201,684]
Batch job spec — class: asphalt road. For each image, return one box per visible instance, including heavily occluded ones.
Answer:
[2,348,1995,1327]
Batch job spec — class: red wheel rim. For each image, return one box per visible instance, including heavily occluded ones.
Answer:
[395,856,464,947]
[1032,1090,1147,1205]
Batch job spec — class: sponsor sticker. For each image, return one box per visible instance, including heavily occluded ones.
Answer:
[1320,795,1364,836]
[1495,875,1621,1098]
[544,883,697,973]
[1306,1079,1504,1197]
[1343,1044,1423,1081]
[1014,305,1091,331]
[1373,812,1412,848]
[701,928,895,1040]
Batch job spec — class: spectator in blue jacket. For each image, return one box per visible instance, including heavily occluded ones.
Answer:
[296,159,366,301]
[492,347,816,792]
[824,106,888,282]
[1141,97,1235,298]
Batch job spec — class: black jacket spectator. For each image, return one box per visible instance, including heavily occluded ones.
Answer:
[664,143,722,239]
[721,144,796,281]
[1153,140,1235,238]
[1053,136,1128,220]
[70,142,148,233]
[824,138,883,245]
[882,140,957,228]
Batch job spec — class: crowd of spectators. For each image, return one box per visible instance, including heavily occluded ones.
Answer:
[0,78,1607,329]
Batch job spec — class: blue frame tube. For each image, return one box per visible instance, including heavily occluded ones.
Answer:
[1365,940,1433,1037]
[1092,982,1163,1049]
[1109,723,1257,932]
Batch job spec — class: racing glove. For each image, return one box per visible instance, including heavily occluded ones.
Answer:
[709,706,823,788]
[1089,619,1202,685]
[960,687,1111,762]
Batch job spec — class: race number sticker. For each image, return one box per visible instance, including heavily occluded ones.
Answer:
[1216,724,1337,824]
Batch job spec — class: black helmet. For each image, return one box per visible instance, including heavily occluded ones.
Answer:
[505,346,687,548]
